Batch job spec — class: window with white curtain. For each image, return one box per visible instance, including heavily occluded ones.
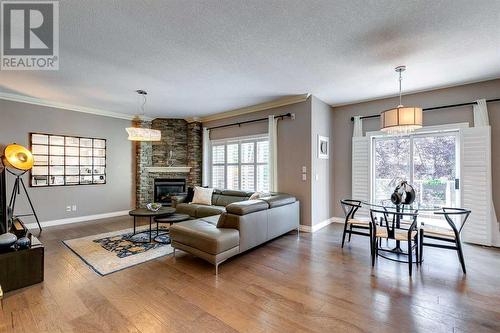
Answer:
[211,136,269,192]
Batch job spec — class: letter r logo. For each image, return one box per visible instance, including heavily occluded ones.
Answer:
[2,2,55,55]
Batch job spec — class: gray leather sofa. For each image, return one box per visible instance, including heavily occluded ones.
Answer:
[169,191,299,274]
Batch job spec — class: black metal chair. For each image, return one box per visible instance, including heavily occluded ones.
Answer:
[340,199,372,249]
[419,207,471,274]
[369,209,419,276]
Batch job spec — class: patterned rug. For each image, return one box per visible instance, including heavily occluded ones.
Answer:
[63,225,174,276]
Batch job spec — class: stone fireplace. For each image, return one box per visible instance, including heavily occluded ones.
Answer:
[135,119,202,208]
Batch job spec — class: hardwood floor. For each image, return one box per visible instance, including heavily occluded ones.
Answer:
[1,216,500,333]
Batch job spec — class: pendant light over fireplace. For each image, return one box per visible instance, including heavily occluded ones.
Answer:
[380,66,423,135]
[126,90,161,141]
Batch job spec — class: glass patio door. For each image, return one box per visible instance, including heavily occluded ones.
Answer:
[373,132,460,210]
[412,132,459,210]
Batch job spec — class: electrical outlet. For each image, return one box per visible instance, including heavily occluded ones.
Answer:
[72,205,77,211]
[302,166,307,173]
[66,206,71,212]
[302,174,307,181]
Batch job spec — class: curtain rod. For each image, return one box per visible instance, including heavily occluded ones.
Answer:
[207,113,293,130]
[350,98,500,122]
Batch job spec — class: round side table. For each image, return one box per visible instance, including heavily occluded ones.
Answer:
[153,213,191,244]
[128,207,175,243]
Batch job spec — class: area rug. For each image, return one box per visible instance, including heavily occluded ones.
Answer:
[63,225,174,276]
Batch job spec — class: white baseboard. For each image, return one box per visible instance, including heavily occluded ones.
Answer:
[299,217,344,233]
[24,210,130,230]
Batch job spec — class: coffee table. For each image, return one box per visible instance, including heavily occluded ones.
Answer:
[153,213,191,244]
[128,207,175,243]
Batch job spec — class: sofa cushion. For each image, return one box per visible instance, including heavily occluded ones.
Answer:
[225,200,269,215]
[214,195,247,207]
[175,203,225,218]
[175,203,198,217]
[169,219,239,255]
[220,190,254,197]
[199,215,220,226]
[195,205,226,218]
[260,194,296,208]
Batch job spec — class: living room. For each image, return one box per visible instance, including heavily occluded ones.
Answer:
[1,1,500,332]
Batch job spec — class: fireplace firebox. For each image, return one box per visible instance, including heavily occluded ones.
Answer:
[154,178,186,206]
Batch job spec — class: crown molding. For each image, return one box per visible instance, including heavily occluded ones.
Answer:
[189,93,310,123]
[0,92,153,121]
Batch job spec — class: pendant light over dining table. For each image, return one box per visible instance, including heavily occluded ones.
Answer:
[126,90,161,141]
[380,66,423,135]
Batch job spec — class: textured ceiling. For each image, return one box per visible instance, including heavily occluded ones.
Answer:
[1,0,499,118]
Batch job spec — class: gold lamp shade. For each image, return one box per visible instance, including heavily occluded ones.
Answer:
[380,106,423,135]
[2,144,34,171]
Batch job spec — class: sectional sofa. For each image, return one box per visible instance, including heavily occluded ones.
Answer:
[170,189,300,274]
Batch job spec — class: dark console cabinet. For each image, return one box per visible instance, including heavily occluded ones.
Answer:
[0,237,44,293]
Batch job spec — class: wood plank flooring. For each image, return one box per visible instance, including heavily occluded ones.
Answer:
[1,216,500,333]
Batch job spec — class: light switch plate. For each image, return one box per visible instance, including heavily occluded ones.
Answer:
[302,166,307,173]
[302,174,307,181]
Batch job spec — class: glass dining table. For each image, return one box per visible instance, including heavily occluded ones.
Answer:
[359,200,443,263]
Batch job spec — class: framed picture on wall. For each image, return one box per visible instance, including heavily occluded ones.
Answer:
[318,135,329,159]
[30,133,107,187]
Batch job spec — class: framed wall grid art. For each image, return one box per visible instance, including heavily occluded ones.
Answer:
[30,133,106,187]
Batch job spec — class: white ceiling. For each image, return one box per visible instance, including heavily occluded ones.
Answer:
[1,0,499,119]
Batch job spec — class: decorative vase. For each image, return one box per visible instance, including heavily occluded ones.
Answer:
[391,181,416,205]
[16,236,31,250]
[0,232,17,250]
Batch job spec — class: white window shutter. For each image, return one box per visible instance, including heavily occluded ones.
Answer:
[352,137,370,202]
[460,126,493,246]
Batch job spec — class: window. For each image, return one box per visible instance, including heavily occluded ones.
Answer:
[372,132,459,210]
[211,137,269,192]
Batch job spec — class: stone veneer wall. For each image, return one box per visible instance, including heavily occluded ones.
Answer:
[152,119,188,166]
[135,119,202,208]
[187,122,202,186]
[134,119,153,208]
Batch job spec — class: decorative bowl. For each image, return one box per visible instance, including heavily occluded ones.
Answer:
[146,203,162,212]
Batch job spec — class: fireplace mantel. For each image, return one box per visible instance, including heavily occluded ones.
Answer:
[145,166,192,173]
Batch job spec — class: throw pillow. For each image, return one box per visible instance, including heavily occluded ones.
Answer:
[191,186,213,205]
[249,192,261,200]
[186,187,195,203]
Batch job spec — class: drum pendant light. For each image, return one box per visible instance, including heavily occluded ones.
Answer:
[380,66,423,135]
[126,90,161,141]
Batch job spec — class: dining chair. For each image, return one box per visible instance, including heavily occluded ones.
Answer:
[419,207,471,274]
[340,199,372,249]
[369,209,419,276]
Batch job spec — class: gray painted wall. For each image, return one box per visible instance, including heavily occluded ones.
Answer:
[203,99,313,226]
[0,99,134,224]
[331,79,500,218]
[311,96,334,225]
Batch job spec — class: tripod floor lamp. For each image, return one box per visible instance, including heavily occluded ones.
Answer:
[1,144,42,233]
